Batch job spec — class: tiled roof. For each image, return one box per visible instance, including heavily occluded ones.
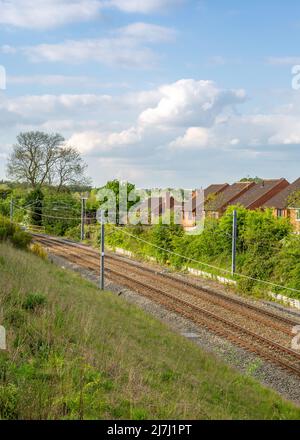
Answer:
[205,182,254,211]
[228,179,289,209]
[263,178,300,209]
[204,183,229,199]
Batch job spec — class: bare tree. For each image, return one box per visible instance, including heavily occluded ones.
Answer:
[7,131,90,189]
[7,131,64,187]
[55,146,90,191]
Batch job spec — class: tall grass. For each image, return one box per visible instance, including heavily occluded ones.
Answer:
[0,243,299,420]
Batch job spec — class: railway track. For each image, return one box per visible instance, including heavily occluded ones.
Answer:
[32,233,300,378]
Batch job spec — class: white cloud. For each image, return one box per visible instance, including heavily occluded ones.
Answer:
[8,75,92,86]
[7,74,130,89]
[170,127,210,150]
[1,45,17,54]
[62,79,247,156]
[0,0,102,30]
[22,39,152,66]
[192,113,300,150]
[2,78,300,188]
[108,0,182,13]
[1,94,112,117]
[139,79,246,128]
[20,22,174,67]
[68,126,142,153]
[117,22,176,43]
[0,0,183,30]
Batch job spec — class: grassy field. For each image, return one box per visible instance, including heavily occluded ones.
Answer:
[0,243,300,420]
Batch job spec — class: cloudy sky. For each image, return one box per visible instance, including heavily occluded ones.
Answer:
[1,0,300,188]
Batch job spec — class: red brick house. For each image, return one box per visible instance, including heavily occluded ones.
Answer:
[263,178,300,233]
[205,181,255,218]
[181,184,229,228]
[227,178,289,210]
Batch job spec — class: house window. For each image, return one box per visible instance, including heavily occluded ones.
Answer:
[277,209,284,218]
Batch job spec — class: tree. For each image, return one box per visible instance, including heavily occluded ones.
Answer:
[7,131,64,188]
[55,146,90,191]
[7,131,89,190]
[288,190,300,208]
[25,187,44,226]
[0,184,11,200]
[239,176,262,183]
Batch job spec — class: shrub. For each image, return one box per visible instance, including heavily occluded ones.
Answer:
[11,231,32,249]
[0,216,31,249]
[30,243,48,260]
[65,224,81,241]
[273,235,300,297]
[0,217,15,240]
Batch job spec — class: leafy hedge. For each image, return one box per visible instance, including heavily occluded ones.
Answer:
[101,206,300,299]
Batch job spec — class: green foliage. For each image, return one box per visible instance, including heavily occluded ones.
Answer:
[0,216,15,240]
[239,176,263,183]
[26,187,44,226]
[22,293,47,311]
[0,384,19,420]
[273,235,300,296]
[151,218,184,264]
[42,192,81,236]
[97,205,298,297]
[287,190,300,208]
[236,209,291,293]
[1,242,300,420]
[0,216,31,249]
[98,180,138,225]
[0,184,12,200]
[11,231,32,249]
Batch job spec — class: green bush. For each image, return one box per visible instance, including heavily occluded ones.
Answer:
[11,231,32,249]
[0,216,31,249]
[273,235,300,296]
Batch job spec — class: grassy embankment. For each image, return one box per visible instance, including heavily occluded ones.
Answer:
[0,242,300,420]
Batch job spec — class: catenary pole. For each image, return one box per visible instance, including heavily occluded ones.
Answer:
[100,210,105,290]
[232,209,237,275]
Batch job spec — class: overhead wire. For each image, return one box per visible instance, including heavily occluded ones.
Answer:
[8,202,300,293]
[109,224,300,295]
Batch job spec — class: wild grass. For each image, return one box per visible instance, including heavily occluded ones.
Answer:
[0,242,300,420]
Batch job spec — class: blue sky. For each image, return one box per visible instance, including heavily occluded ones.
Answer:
[1,0,300,188]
